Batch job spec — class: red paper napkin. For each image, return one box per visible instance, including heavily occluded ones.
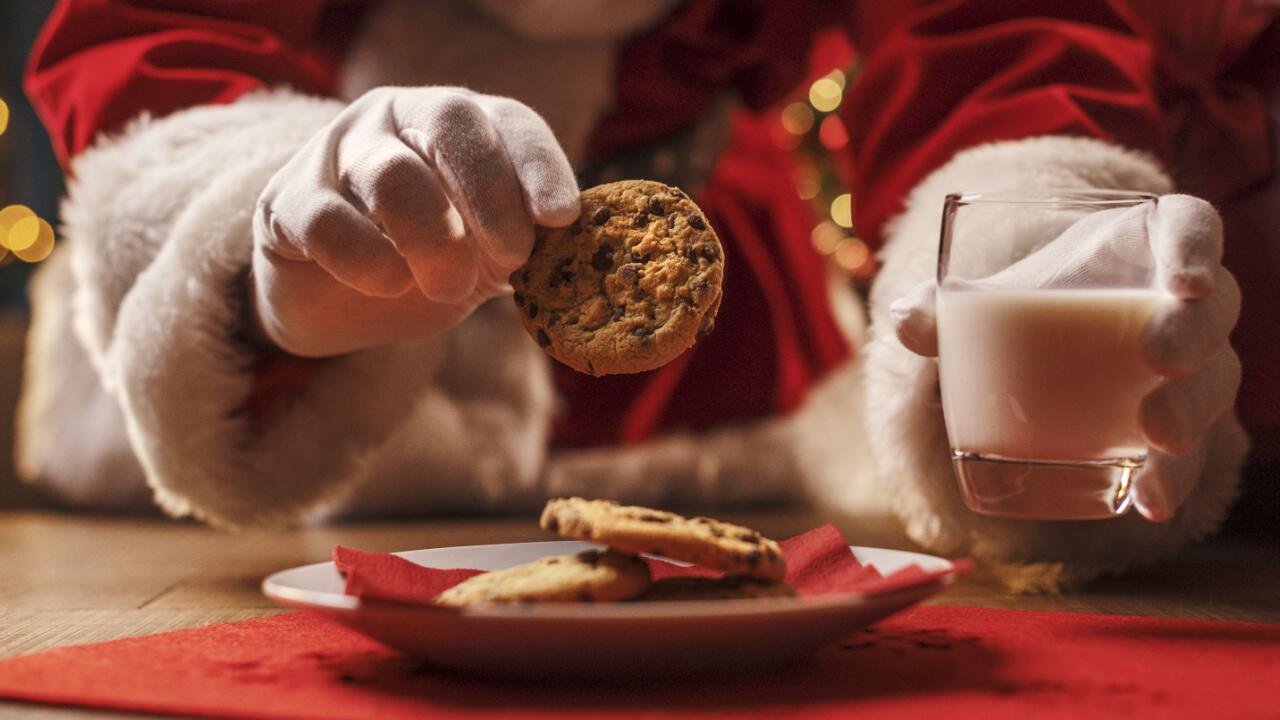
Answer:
[333,524,966,603]
[1,606,1276,719]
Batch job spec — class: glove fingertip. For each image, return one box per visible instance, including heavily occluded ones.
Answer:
[528,183,581,228]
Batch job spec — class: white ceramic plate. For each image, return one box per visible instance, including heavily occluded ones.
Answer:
[263,541,958,678]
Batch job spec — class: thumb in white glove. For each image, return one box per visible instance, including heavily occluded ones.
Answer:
[252,86,580,357]
[890,195,1242,521]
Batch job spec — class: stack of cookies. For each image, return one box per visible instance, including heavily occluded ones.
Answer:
[434,498,794,607]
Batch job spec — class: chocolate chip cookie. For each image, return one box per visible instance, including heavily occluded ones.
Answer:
[433,549,651,607]
[637,576,797,602]
[539,498,787,583]
[510,180,724,376]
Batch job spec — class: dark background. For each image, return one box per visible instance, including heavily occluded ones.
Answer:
[1,0,62,308]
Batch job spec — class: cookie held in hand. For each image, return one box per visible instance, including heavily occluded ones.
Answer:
[540,497,787,583]
[434,550,651,607]
[510,180,724,376]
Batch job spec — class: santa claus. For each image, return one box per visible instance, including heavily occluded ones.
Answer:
[16,0,1278,585]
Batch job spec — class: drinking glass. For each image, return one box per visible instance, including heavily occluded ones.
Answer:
[936,190,1164,520]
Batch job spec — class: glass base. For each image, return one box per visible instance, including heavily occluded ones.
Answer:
[951,451,1140,520]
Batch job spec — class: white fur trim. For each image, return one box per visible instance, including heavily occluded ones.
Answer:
[864,136,1246,573]
[16,249,151,510]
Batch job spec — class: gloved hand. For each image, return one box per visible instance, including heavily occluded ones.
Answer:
[251,86,580,357]
[890,195,1242,521]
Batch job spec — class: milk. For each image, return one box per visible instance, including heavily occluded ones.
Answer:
[937,288,1163,463]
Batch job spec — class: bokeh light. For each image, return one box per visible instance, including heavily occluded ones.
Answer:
[12,218,55,263]
[825,69,847,90]
[830,193,853,228]
[808,78,843,113]
[810,221,845,255]
[0,102,58,264]
[780,102,815,136]
[0,204,36,252]
[818,115,848,151]
[834,236,870,273]
[794,165,822,200]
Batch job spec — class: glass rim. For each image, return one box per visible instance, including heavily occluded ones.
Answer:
[946,189,1157,207]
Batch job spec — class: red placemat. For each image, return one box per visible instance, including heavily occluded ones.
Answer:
[332,524,961,603]
[0,605,1276,719]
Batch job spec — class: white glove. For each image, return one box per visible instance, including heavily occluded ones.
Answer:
[890,195,1242,522]
[251,86,580,357]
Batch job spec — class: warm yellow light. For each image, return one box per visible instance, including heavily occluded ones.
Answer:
[0,98,9,136]
[834,237,870,272]
[11,217,54,262]
[830,193,853,228]
[0,204,36,249]
[780,102,815,135]
[808,78,843,113]
[810,221,845,255]
[794,165,821,200]
[6,215,43,252]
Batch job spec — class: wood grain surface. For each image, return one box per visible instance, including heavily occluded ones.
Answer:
[2,510,1277,719]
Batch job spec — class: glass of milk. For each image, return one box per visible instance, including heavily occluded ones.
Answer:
[936,190,1165,520]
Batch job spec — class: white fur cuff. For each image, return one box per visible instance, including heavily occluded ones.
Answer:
[61,91,449,527]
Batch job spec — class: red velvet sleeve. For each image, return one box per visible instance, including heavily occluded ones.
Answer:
[843,0,1277,248]
[24,0,358,169]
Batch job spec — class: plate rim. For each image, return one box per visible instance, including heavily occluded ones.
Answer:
[262,541,960,620]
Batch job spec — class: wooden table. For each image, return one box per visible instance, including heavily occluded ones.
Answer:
[3,510,1278,719]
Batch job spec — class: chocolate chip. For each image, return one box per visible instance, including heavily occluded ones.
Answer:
[570,219,582,234]
[547,558,560,565]
[688,214,706,230]
[698,244,721,261]
[747,550,761,567]
[549,260,573,288]
[633,212,649,228]
[648,197,664,215]
[527,301,538,318]
[513,291,525,306]
[591,245,614,271]
[545,516,559,532]
[632,326,653,339]
[667,214,678,229]
[638,512,670,523]
[611,305,626,321]
[536,329,551,347]
[592,207,611,225]
[618,264,641,282]
[577,550,601,566]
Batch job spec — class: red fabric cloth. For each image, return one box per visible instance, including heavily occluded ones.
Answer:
[332,524,965,603]
[844,0,1279,242]
[0,606,1276,718]
[24,0,360,170]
